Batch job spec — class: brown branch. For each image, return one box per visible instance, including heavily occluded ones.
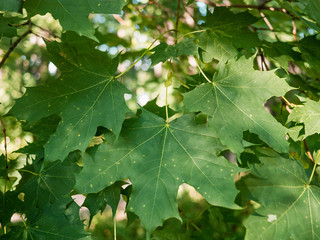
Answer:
[292,19,298,42]
[0,29,32,69]
[259,11,279,41]
[303,139,314,163]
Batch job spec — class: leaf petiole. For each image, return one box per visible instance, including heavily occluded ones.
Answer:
[308,150,320,184]
[194,57,212,83]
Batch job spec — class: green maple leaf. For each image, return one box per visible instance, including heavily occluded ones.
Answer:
[24,0,127,39]
[5,198,90,240]
[8,33,129,162]
[184,57,291,154]
[150,38,198,66]
[288,99,320,138]
[241,149,320,240]
[305,0,320,25]
[83,181,125,224]
[0,191,22,226]
[299,36,320,78]
[0,0,23,13]
[20,157,78,209]
[198,8,259,63]
[0,15,17,38]
[75,110,242,233]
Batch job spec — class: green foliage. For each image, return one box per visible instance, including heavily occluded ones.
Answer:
[1,0,320,239]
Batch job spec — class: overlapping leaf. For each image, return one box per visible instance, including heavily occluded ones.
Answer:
[0,191,22,226]
[8,33,129,162]
[288,99,320,138]
[184,57,291,154]
[198,8,259,63]
[150,38,198,66]
[0,15,17,38]
[241,149,320,240]
[84,181,125,223]
[20,158,78,209]
[5,198,90,240]
[75,110,241,233]
[24,0,127,39]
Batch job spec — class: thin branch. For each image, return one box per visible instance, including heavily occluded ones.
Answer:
[292,19,298,42]
[303,139,314,164]
[259,11,279,41]
[31,22,60,39]
[0,29,32,69]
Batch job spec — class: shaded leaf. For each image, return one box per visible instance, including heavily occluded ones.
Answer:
[0,191,22,226]
[75,111,241,233]
[83,181,125,223]
[150,38,198,66]
[24,0,127,39]
[241,149,320,240]
[0,15,17,38]
[184,57,291,154]
[198,8,259,63]
[0,0,23,13]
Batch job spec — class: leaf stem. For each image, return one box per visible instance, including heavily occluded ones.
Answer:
[194,58,212,83]
[17,169,39,176]
[113,210,117,240]
[308,151,319,184]
[281,96,295,108]
[114,29,177,79]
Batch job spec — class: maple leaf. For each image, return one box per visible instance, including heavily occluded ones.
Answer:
[184,57,291,154]
[0,0,23,13]
[5,198,90,240]
[240,149,320,240]
[24,0,127,39]
[288,99,320,138]
[7,33,129,162]
[198,8,259,63]
[75,110,242,233]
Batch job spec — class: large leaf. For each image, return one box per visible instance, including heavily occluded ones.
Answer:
[184,57,291,154]
[8,33,129,162]
[75,110,241,233]
[288,99,320,138]
[241,149,320,240]
[0,0,23,13]
[24,0,127,39]
[198,8,259,63]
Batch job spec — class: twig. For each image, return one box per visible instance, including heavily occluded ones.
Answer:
[259,11,279,41]
[303,139,314,163]
[292,19,298,42]
[0,29,32,69]
[31,22,60,39]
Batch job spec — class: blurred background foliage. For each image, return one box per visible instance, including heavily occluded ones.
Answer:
[1,0,320,239]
